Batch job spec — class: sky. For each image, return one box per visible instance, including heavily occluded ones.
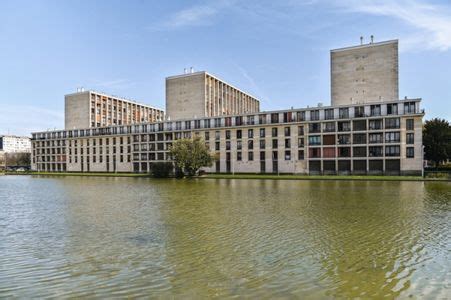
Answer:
[0,0,450,136]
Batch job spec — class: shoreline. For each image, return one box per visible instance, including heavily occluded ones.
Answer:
[2,171,450,182]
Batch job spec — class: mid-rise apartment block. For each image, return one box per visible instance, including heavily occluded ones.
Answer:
[65,90,164,129]
[166,71,260,120]
[31,39,425,176]
[331,39,399,106]
[0,135,31,153]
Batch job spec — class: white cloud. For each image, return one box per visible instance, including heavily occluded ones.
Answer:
[151,0,235,30]
[336,0,451,51]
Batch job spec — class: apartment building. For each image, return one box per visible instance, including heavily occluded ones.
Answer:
[166,71,260,120]
[31,39,425,176]
[31,99,423,175]
[331,39,399,106]
[65,90,164,129]
[0,135,31,153]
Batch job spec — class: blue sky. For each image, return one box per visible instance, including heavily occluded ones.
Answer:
[1,0,450,136]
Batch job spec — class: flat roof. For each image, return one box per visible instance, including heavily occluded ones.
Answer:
[331,39,398,53]
[166,71,260,101]
[65,90,164,111]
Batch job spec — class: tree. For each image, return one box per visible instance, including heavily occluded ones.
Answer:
[151,162,173,178]
[423,118,451,167]
[169,137,214,177]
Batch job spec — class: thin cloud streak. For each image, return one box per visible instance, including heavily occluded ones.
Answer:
[336,0,451,51]
[150,0,236,30]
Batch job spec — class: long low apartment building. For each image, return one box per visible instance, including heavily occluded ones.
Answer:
[31,98,424,175]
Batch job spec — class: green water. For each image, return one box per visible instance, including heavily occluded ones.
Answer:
[0,176,449,298]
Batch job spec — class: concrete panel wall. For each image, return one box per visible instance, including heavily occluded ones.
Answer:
[166,73,206,120]
[331,40,399,106]
[65,92,91,130]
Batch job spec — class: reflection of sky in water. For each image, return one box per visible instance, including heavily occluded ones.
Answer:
[0,176,449,298]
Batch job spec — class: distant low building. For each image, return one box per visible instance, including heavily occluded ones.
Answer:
[0,135,31,153]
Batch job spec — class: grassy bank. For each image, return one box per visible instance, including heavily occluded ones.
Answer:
[201,173,450,182]
[3,171,450,181]
[5,171,151,178]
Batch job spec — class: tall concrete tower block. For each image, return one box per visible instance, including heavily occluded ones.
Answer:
[166,71,260,120]
[331,39,399,106]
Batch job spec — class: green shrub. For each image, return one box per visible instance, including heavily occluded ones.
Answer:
[151,162,173,178]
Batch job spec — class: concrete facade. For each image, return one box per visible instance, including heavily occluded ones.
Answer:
[166,71,260,120]
[65,91,164,130]
[331,40,399,106]
[0,135,31,153]
[32,99,424,176]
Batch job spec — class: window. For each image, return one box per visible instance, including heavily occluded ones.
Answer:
[226,130,231,140]
[260,140,266,149]
[325,109,334,120]
[205,132,210,141]
[214,118,221,127]
[204,119,211,128]
[259,128,265,138]
[406,147,414,158]
[338,121,351,132]
[323,122,335,132]
[339,108,349,119]
[296,111,305,121]
[248,140,254,150]
[271,113,279,124]
[298,126,304,135]
[309,123,321,133]
[369,146,383,157]
[285,150,291,160]
[298,150,304,160]
[237,152,242,161]
[310,110,320,121]
[387,103,398,115]
[354,106,365,117]
[247,115,255,125]
[194,120,201,129]
[385,118,400,129]
[260,151,265,161]
[385,145,400,157]
[235,116,243,126]
[406,133,414,144]
[248,152,254,161]
[236,130,242,139]
[259,114,266,124]
[226,141,231,150]
[225,117,232,127]
[370,105,381,116]
[406,119,414,130]
[248,129,254,138]
[353,146,366,157]
[284,127,290,136]
[272,128,278,137]
[215,142,220,151]
[272,139,278,149]
[309,148,321,158]
[404,102,416,114]
[285,139,291,148]
[338,134,350,145]
[369,133,383,144]
[385,132,400,143]
[298,137,304,147]
[237,141,242,150]
[308,135,321,145]
[353,120,366,131]
[369,119,383,130]
[283,112,293,123]
[353,133,366,144]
